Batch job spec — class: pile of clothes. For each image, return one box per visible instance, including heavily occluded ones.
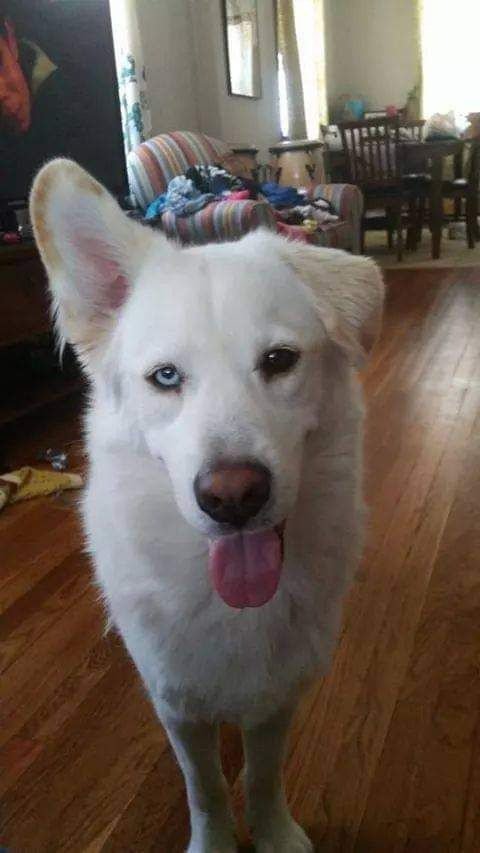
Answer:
[145,164,338,235]
[145,165,253,219]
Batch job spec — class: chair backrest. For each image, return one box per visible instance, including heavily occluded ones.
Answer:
[399,119,426,141]
[339,117,401,187]
[399,120,427,173]
[127,131,231,209]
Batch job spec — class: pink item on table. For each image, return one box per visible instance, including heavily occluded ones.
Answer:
[225,189,251,200]
[276,222,311,242]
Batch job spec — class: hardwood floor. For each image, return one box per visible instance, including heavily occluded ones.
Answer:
[1,267,480,852]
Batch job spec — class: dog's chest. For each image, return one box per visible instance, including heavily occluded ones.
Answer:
[110,564,334,723]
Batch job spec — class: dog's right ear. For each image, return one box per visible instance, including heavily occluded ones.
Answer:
[29,158,160,373]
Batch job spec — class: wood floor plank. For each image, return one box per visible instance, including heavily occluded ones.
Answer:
[1,652,162,853]
[0,584,103,749]
[0,505,83,614]
[0,633,114,797]
[358,412,480,852]
[102,743,188,853]
[0,549,91,674]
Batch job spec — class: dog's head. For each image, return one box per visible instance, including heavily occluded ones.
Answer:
[30,159,383,608]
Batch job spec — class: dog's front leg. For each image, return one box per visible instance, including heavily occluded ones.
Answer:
[164,716,237,853]
[242,706,313,852]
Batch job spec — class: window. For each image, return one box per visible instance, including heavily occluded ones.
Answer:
[421,0,480,130]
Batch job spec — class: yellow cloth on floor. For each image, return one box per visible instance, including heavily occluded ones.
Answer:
[0,466,83,511]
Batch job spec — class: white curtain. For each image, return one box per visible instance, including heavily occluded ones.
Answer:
[293,0,327,138]
[278,0,327,140]
[421,0,480,130]
[110,0,152,156]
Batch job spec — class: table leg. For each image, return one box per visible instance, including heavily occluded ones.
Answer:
[430,155,443,259]
[453,149,463,221]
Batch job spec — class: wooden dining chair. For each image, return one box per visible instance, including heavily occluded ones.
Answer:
[442,139,480,248]
[339,117,406,260]
[399,119,426,141]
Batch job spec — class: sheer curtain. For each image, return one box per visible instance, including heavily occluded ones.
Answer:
[421,0,480,130]
[109,0,151,157]
[277,0,327,140]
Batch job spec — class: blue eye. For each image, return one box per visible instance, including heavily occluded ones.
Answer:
[149,364,182,390]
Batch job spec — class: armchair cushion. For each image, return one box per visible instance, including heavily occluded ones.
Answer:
[160,198,276,245]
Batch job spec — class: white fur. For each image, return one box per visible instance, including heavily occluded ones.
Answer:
[30,160,384,852]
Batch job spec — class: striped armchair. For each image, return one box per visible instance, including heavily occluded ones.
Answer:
[128,131,362,251]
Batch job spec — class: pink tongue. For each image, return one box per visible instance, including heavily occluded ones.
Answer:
[208,528,282,609]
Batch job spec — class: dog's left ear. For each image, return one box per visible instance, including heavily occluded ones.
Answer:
[280,240,385,367]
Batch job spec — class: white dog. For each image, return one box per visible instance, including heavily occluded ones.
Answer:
[30,160,383,853]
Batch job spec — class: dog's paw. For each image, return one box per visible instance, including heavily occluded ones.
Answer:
[253,813,313,853]
[186,818,237,853]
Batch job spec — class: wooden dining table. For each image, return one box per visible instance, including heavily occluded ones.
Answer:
[400,138,465,259]
[326,137,465,259]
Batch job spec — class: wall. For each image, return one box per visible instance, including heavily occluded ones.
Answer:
[189,0,281,159]
[324,0,420,118]
[135,0,280,158]
[137,0,419,153]
[136,0,200,135]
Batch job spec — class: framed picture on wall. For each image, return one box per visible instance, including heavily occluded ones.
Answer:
[222,0,262,99]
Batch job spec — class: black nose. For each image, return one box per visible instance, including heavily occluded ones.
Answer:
[194,462,271,528]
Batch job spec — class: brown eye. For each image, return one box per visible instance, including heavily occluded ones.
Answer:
[259,347,300,379]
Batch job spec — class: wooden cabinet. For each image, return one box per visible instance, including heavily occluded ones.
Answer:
[0,243,50,348]
[0,242,82,427]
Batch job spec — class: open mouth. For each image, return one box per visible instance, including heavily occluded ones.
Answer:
[208,522,285,609]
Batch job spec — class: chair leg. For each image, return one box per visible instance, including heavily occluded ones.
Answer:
[417,196,426,246]
[406,197,416,250]
[467,193,480,242]
[360,219,365,255]
[396,206,403,262]
[386,206,393,249]
[466,198,475,248]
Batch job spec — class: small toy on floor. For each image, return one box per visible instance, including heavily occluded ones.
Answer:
[0,467,83,512]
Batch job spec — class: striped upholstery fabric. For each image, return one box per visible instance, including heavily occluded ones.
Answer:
[160,199,276,245]
[128,131,231,210]
[313,183,363,253]
[312,219,354,249]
